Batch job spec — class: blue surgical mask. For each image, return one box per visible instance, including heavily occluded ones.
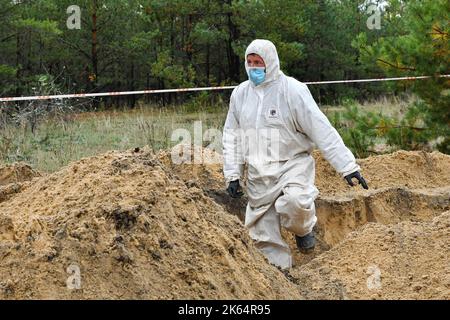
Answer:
[249,67,266,86]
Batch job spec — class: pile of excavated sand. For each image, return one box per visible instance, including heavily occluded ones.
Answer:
[283,151,450,269]
[155,146,450,299]
[0,145,449,300]
[156,144,248,220]
[290,211,450,300]
[0,163,41,204]
[313,150,450,196]
[0,148,300,299]
[157,144,225,192]
[0,162,41,186]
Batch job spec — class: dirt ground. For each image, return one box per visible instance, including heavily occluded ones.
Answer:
[0,147,448,299]
[0,163,41,187]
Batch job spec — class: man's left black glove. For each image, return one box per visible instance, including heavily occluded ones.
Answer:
[226,180,243,198]
[345,171,369,190]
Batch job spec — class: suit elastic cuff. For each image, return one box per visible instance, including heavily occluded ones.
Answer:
[340,165,361,178]
[225,175,240,188]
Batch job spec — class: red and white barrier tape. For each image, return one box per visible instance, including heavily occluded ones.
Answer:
[0,75,448,102]
[304,74,449,85]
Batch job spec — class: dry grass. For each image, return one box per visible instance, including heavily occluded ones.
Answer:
[0,103,227,172]
[322,95,416,119]
[0,96,411,173]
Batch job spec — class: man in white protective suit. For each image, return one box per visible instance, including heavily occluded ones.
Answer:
[222,39,368,270]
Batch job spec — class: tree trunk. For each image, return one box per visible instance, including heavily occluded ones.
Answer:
[146,72,150,104]
[206,44,210,85]
[226,2,240,83]
[15,32,21,96]
[91,0,99,91]
[128,63,136,108]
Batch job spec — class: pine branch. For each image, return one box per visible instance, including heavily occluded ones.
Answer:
[376,58,416,71]
[0,34,15,42]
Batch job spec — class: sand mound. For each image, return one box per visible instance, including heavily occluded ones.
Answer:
[279,151,450,267]
[0,163,41,186]
[153,146,450,300]
[314,150,450,196]
[0,163,41,204]
[157,144,225,191]
[0,146,449,300]
[289,211,450,300]
[0,148,300,299]
[156,144,248,220]
[299,151,450,265]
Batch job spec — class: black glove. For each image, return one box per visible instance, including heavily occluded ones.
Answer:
[345,171,369,190]
[226,180,243,198]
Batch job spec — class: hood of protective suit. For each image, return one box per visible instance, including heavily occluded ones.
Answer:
[245,39,282,85]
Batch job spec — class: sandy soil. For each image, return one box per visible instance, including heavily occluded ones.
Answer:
[0,147,448,299]
[0,163,41,187]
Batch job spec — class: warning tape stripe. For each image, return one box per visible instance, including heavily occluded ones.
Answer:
[0,75,448,102]
[304,74,450,85]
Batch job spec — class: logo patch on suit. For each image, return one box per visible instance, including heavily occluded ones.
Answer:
[268,108,278,118]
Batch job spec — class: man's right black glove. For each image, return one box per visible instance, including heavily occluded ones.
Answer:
[226,180,243,198]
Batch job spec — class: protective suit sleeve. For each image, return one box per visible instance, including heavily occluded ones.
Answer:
[288,82,360,177]
[223,88,245,186]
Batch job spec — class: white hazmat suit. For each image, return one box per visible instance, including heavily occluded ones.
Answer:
[222,39,360,269]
